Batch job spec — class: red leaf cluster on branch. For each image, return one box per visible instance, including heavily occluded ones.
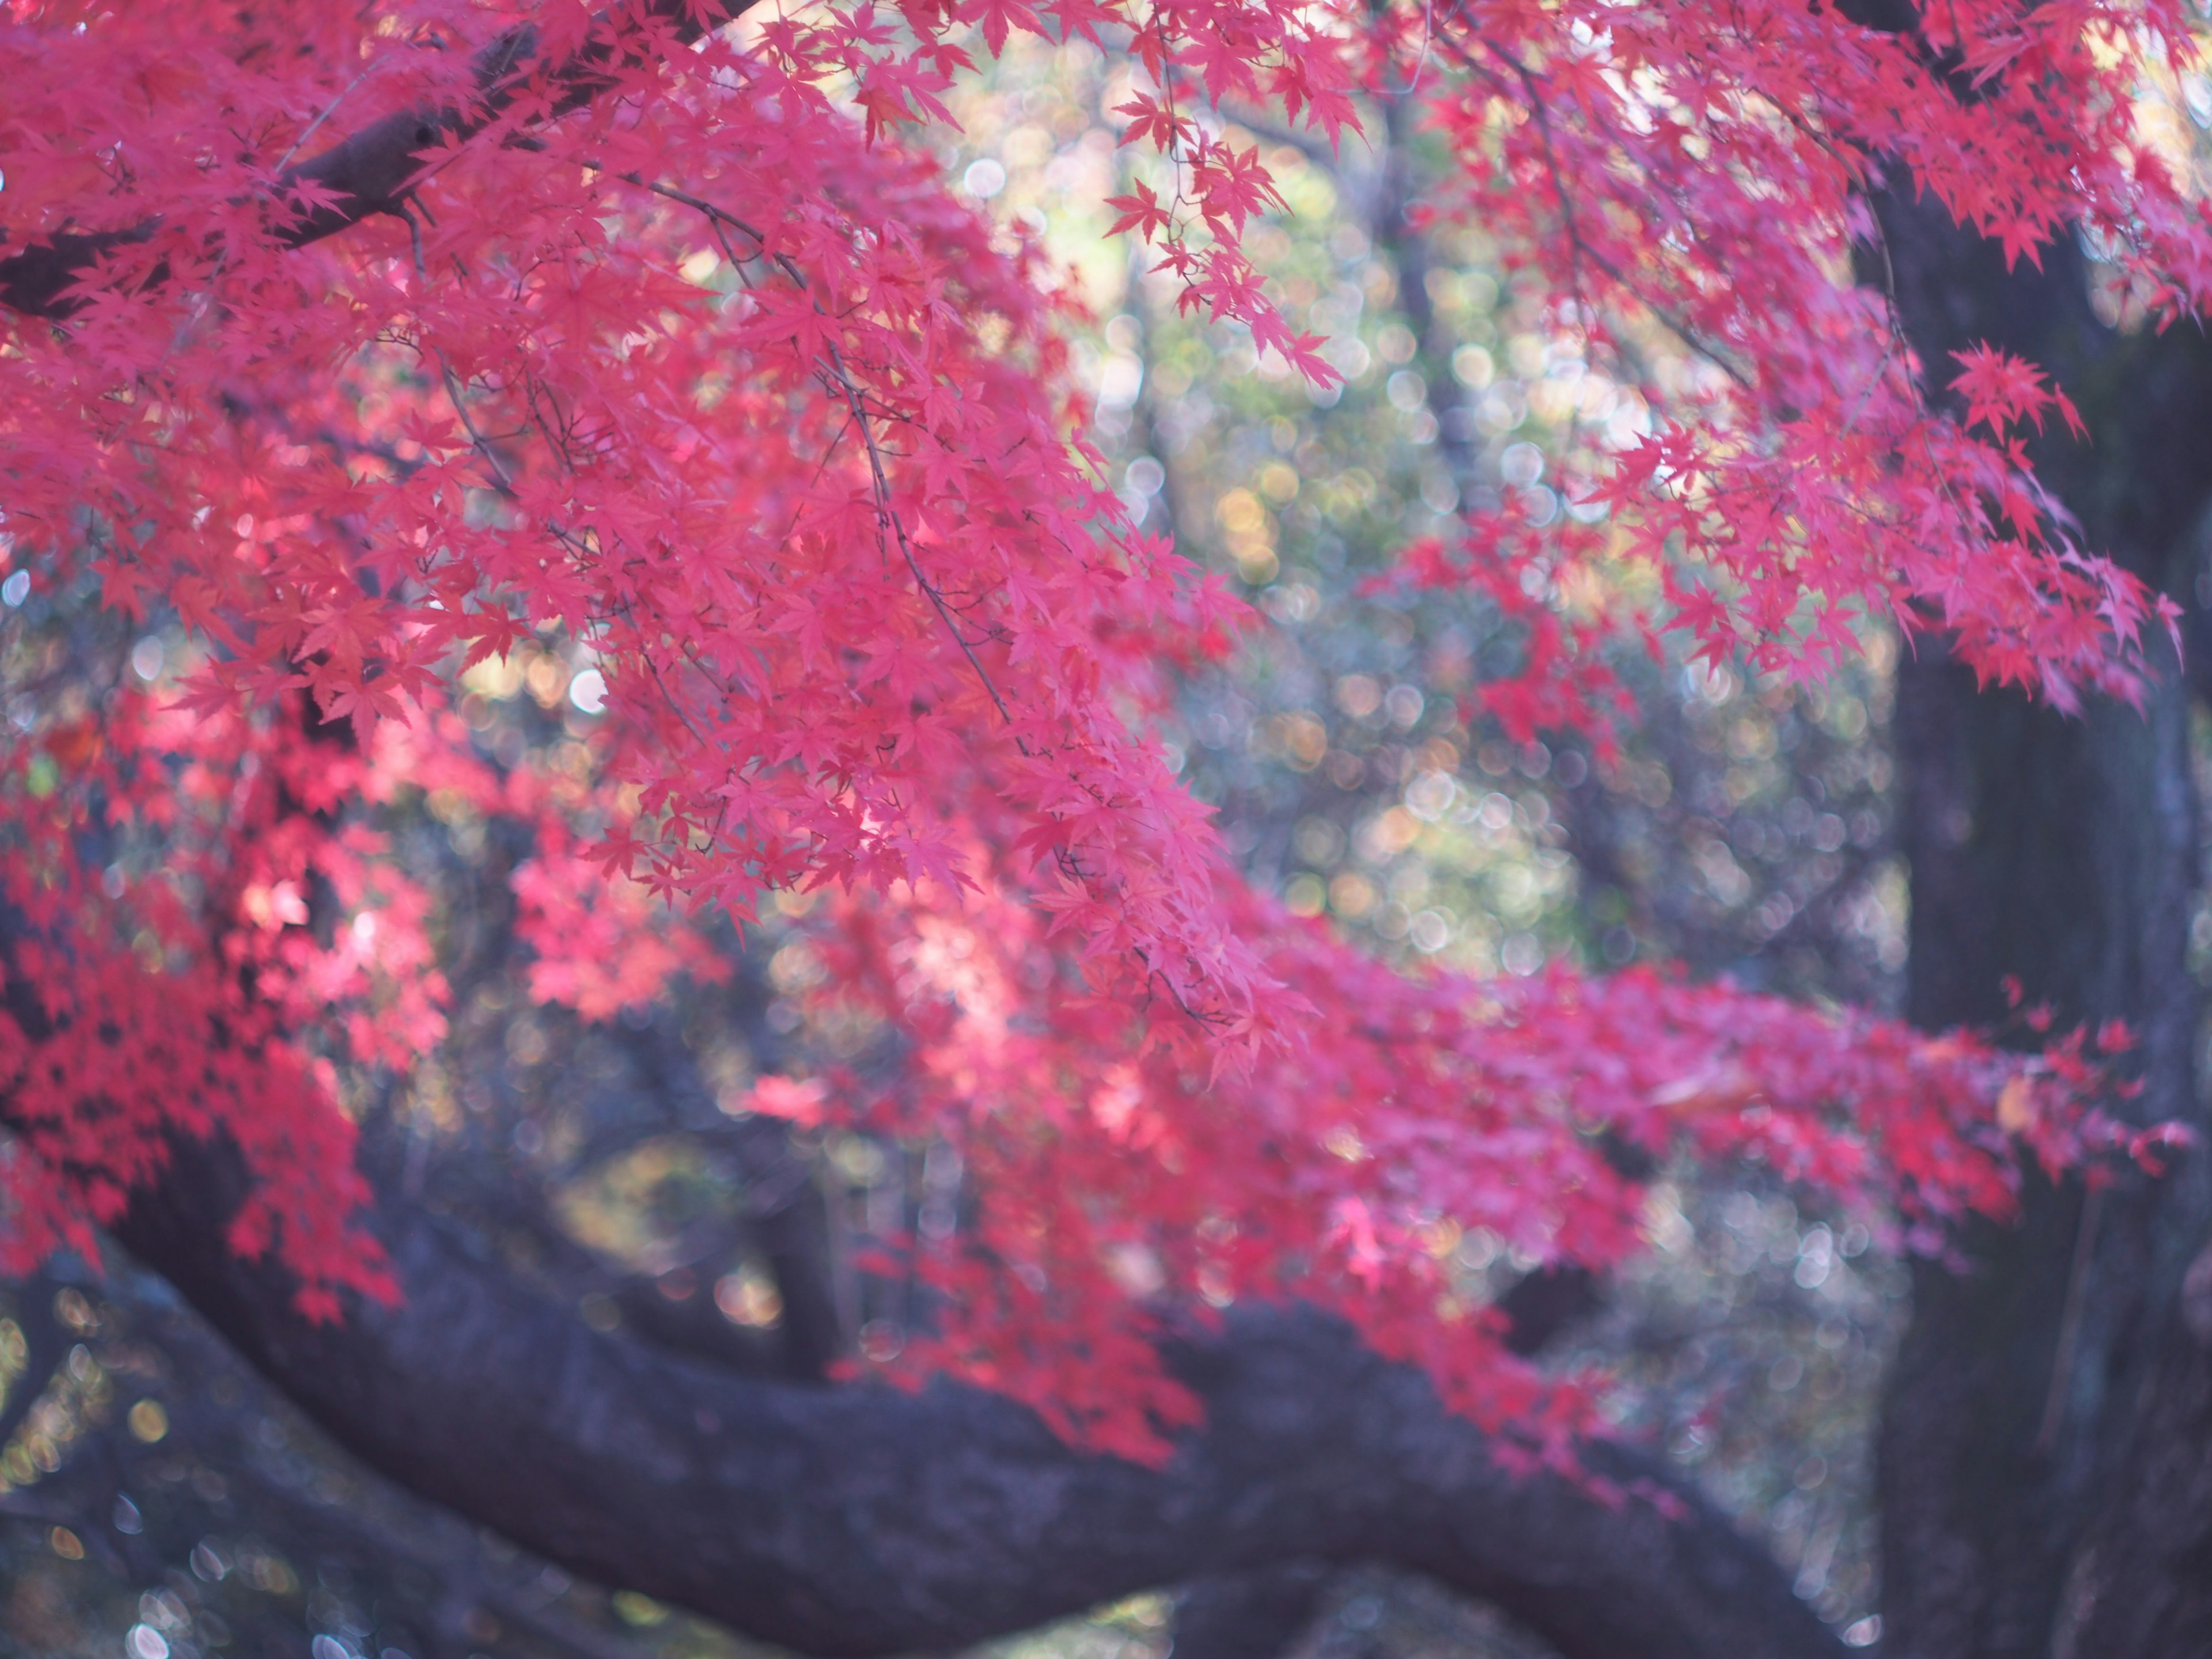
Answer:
[0,0,2199,1449]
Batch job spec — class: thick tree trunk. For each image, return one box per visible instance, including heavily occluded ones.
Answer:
[1878,184,2212,1658]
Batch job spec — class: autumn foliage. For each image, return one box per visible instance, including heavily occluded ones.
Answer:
[0,0,2203,1457]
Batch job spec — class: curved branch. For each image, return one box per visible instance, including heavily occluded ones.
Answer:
[0,0,758,320]
[115,1133,1842,1659]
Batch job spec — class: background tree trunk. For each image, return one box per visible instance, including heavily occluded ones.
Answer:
[1878,183,2212,1659]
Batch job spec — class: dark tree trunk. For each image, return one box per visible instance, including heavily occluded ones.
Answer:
[1878,183,2212,1658]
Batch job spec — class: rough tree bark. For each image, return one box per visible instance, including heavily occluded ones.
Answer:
[1878,181,2212,1659]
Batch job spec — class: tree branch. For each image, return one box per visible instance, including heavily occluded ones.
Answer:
[0,1,759,320]
[113,1131,1843,1659]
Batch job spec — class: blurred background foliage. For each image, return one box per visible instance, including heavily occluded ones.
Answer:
[2,25,2097,1659]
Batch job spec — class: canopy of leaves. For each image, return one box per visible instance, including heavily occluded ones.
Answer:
[0,0,2198,1459]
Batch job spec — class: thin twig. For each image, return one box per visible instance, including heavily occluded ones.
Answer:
[620,172,1021,728]
[1440,26,1755,391]
[271,69,376,175]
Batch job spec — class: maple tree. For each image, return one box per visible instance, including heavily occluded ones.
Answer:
[1,0,2207,1590]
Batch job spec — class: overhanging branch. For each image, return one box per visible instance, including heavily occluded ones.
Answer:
[0,1,758,320]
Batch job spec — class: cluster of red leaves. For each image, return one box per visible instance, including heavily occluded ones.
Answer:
[0,690,402,1317]
[0,0,2203,1446]
[1378,0,2203,729]
[0,659,717,1309]
[745,850,2149,1463]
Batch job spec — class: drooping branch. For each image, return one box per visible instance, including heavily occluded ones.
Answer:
[111,1131,1843,1659]
[0,0,757,320]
